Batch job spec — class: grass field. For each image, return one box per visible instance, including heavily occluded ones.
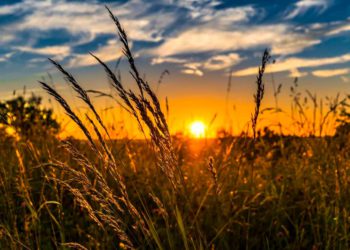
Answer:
[1,6,350,250]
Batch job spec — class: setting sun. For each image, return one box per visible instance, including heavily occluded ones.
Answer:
[190,121,206,138]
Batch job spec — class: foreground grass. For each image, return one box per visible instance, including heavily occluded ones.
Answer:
[1,133,350,249]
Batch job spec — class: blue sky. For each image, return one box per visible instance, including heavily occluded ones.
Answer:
[0,0,349,135]
[0,0,349,80]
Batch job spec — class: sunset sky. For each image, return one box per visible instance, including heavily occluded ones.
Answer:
[0,0,349,137]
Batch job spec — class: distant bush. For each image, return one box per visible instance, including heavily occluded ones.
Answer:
[0,95,60,139]
[336,94,350,136]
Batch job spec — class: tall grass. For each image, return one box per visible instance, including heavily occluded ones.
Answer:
[251,49,270,140]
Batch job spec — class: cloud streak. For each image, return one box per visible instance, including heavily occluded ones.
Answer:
[150,24,319,57]
[68,39,123,67]
[285,0,329,19]
[15,45,71,56]
[312,68,350,77]
[234,53,350,77]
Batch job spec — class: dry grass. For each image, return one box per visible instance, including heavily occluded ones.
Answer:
[251,49,270,140]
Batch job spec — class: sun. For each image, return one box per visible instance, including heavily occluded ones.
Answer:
[189,121,206,138]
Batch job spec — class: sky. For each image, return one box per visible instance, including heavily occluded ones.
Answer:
[0,0,349,137]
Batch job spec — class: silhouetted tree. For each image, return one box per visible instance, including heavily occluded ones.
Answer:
[0,95,60,139]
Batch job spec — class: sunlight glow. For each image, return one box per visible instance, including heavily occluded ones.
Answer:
[190,121,206,138]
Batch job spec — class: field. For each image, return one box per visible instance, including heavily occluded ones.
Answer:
[1,6,350,250]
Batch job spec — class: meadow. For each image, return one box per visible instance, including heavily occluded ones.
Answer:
[1,6,350,250]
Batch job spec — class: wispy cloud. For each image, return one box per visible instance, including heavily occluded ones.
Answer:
[1,0,173,43]
[234,53,350,77]
[68,39,123,67]
[204,53,243,71]
[312,68,350,77]
[15,45,71,56]
[151,57,187,65]
[285,0,329,19]
[174,0,221,19]
[182,63,204,76]
[0,0,177,64]
[150,24,319,57]
[194,5,256,24]
[326,23,350,36]
[154,53,243,76]
[0,52,14,62]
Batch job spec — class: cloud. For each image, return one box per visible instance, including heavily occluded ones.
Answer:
[151,57,187,65]
[0,34,16,44]
[271,36,320,55]
[0,0,253,70]
[167,53,243,76]
[150,24,319,57]
[305,18,350,37]
[312,68,350,77]
[285,0,329,19]
[13,45,71,61]
[326,23,350,36]
[203,53,243,71]
[0,0,181,66]
[173,0,220,15]
[182,68,203,76]
[0,0,346,74]
[0,0,51,15]
[15,1,172,43]
[181,62,204,76]
[153,53,242,70]
[145,5,286,57]
[68,39,123,67]
[233,53,350,77]
[1,0,176,43]
[0,52,14,62]
[15,45,71,56]
[28,58,47,63]
[195,6,256,24]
